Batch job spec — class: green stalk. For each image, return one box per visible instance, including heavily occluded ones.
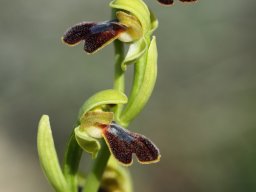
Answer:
[82,141,110,192]
[82,31,125,192]
[63,122,83,192]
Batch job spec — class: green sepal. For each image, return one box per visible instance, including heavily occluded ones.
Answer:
[37,115,69,192]
[149,10,159,34]
[110,0,151,35]
[120,36,158,125]
[78,89,128,120]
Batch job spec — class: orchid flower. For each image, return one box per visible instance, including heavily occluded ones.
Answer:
[75,110,160,166]
[62,11,143,54]
[63,0,158,71]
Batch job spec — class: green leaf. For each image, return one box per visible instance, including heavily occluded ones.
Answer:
[78,89,128,120]
[37,115,69,192]
[120,36,158,125]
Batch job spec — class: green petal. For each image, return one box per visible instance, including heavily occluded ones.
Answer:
[37,115,68,192]
[78,89,128,120]
[121,37,147,71]
[75,127,101,159]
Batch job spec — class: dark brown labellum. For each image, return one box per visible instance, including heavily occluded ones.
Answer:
[102,122,160,165]
[62,21,126,54]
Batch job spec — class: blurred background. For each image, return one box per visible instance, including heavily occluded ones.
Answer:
[1,0,256,191]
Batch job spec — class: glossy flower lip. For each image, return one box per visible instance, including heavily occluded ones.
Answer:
[157,0,197,5]
[62,20,127,54]
[102,121,161,166]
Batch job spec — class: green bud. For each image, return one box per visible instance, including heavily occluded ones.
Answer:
[100,157,133,192]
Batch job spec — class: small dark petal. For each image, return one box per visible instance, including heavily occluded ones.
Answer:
[157,0,174,5]
[62,21,126,53]
[102,122,160,165]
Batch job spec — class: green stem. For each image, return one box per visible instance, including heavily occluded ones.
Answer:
[113,40,125,119]
[112,7,125,119]
[83,141,110,192]
[82,20,125,192]
[63,123,83,192]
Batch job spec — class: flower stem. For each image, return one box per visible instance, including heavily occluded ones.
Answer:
[82,141,110,192]
[63,123,83,192]
[113,40,125,119]
[82,30,125,192]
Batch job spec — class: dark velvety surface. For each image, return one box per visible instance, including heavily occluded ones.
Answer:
[63,21,126,53]
[102,122,160,165]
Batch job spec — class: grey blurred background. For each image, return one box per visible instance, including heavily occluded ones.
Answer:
[0,0,256,191]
